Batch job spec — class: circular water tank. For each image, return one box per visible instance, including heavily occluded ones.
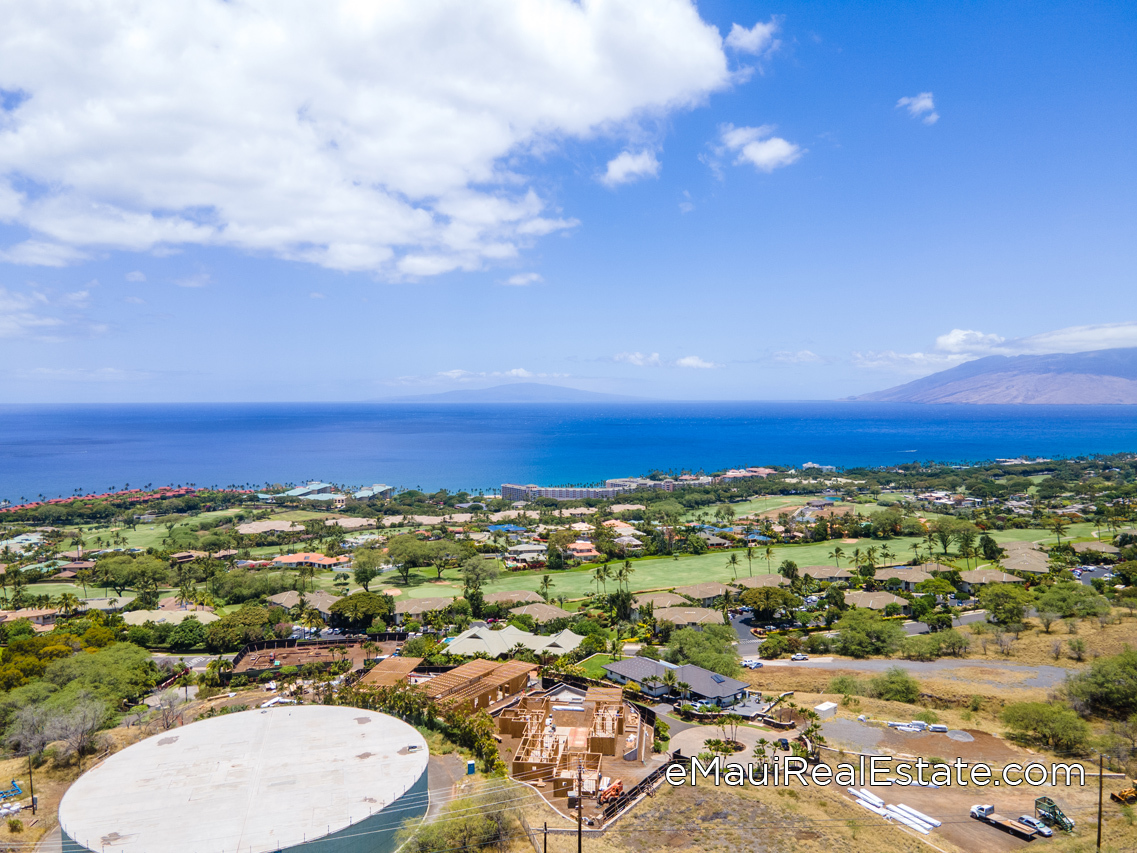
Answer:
[59,705,429,853]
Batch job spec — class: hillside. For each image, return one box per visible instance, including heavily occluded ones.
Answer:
[383,382,643,403]
[853,347,1137,404]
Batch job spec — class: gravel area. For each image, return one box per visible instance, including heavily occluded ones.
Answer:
[819,718,883,754]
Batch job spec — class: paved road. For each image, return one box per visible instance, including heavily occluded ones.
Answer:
[758,658,1074,689]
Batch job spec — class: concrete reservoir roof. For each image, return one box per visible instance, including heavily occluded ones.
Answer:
[59,705,429,853]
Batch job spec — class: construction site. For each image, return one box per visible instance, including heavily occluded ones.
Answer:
[418,658,540,712]
[496,683,659,824]
[232,638,399,675]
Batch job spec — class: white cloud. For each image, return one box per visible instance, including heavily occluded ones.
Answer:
[724,18,780,56]
[0,1,731,276]
[14,366,152,382]
[175,273,210,288]
[719,124,803,173]
[934,329,1005,353]
[773,350,822,364]
[0,286,59,338]
[615,351,663,367]
[124,271,146,282]
[676,355,716,369]
[309,292,326,299]
[503,273,543,286]
[124,296,144,304]
[600,150,661,187]
[0,240,87,266]
[897,92,939,125]
[855,322,1137,374]
[398,366,566,385]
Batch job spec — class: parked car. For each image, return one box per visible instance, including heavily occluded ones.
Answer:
[1018,816,1053,837]
[790,653,809,661]
[742,659,764,669]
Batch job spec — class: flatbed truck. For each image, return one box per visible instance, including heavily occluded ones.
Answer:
[970,804,1039,840]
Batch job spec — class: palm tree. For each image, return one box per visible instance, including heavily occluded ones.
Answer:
[726,553,741,580]
[828,546,844,568]
[763,545,775,574]
[538,574,554,601]
[744,546,754,577]
[1048,516,1069,545]
[661,668,678,696]
[56,592,81,617]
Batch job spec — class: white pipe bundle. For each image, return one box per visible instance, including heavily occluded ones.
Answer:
[858,788,885,807]
[856,799,889,817]
[884,806,930,834]
[895,803,941,827]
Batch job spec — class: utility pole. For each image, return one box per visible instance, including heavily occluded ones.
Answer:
[27,753,34,814]
[543,821,547,853]
[1096,752,1103,853]
[577,760,583,853]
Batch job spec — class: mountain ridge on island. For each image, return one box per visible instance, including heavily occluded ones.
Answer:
[852,347,1137,404]
[381,382,646,403]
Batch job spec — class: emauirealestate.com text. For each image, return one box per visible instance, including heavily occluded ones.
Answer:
[666,756,1085,788]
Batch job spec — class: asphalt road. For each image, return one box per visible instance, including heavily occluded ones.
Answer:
[756,657,1074,689]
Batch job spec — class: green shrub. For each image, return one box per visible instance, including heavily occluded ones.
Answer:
[828,674,863,696]
[868,667,921,703]
[7,818,22,833]
[914,710,940,724]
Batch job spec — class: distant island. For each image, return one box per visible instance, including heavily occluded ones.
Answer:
[382,382,644,404]
[854,347,1137,404]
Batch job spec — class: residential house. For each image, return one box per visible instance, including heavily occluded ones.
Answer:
[483,590,545,607]
[652,607,724,628]
[392,596,457,623]
[957,569,1026,594]
[872,567,933,592]
[732,575,787,590]
[445,624,583,657]
[271,552,351,569]
[631,591,688,620]
[842,590,909,615]
[506,543,547,564]
[674,582,732,607]
[266,590,342,620]
[0,608,59,632]
[509,603,571,625]
[797,565,854,583]
[1073,541,1120,555]
[566,541,602,561]
[601,657,749,707]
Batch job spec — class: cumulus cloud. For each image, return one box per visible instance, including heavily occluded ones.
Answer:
[854,322,1137,374]
[395,366,567,386]
[0,1,731,276]
[600,150,661,187]
[0,285,106,339]
[773,350,822,364]
[175,273,210,288]
[124,271,146,282]
[718,124,803,173]
[503,273,543,286]
[675,355,716,369]
[724,18,780,56]
[615,351,664,367]
[897,92,939,125]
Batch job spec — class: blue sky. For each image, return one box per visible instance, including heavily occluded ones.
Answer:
[1,0,1134,402]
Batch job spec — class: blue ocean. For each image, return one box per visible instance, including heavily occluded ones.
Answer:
[1,402,1136,502]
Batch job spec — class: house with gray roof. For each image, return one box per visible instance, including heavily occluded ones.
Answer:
[601,657,748,707]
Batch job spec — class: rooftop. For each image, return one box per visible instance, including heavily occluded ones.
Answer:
[58,706,429,853]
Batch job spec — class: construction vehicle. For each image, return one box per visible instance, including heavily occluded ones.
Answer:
[1110,787,1137,805]
[969,804,1038,840]
[1036,795,1076,830]
[598,780,623,804]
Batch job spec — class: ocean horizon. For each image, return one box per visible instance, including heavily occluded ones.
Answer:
[2,401,1136,502]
